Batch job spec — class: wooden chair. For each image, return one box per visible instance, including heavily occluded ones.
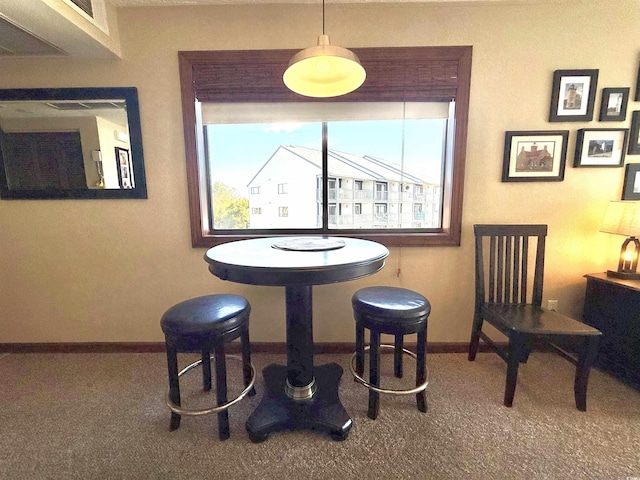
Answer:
[468,224,601,411]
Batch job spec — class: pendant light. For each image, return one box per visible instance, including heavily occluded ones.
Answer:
[283,0,366,98]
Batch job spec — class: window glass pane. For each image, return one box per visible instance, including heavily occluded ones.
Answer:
[205,122,321,229]
[327,115,446,230]
[204,101,447,232]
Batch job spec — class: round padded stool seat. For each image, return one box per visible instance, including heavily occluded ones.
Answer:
[161,294,250,338]
[352,286,431,332]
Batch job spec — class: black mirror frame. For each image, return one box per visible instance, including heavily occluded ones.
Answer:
[0,87,147,200]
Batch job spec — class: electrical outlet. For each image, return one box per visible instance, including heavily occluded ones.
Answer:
[547,300,558,311]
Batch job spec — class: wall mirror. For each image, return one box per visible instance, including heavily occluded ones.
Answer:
[0,87,147,199]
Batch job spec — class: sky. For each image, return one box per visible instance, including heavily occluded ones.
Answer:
[206,119,447,194]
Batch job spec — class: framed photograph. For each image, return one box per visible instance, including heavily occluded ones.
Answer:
[115,147,135,189]
[629,111,640,155]
[599,88,629,122]
[502,130,569,182]
[622,164,640,200]
[549,69,598,122]
[574,128,628,167]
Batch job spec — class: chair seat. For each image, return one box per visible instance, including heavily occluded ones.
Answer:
[160,294,250,337]
[482,304,601,336]
[352,286,431,320]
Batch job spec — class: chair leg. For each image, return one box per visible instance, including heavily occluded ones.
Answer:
[504,332,527,408]
[355,320,365,378]
[241,326,256,397]
[201,348,212,391]
[416,327,427,413]
[166,343,181,431]
[574,335,600,412]
[394,334,403,378]
[368,330,381,420]
[468,311,483,361]
[214,344,230,440]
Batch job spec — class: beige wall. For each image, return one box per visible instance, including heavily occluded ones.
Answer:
[0,0,637,344]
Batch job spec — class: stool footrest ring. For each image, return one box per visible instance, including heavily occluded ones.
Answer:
[349,344,429,395]
[165,354,256,416]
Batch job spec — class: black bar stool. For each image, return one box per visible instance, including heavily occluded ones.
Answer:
[160,294,256,440]
[351,286,430,420]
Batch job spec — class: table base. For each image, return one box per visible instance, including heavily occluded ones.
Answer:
[245,363,353,443]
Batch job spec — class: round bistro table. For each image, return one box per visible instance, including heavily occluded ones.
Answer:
[204,236,389,442]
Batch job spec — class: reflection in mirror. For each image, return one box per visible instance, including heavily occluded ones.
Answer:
[0,87,147,199]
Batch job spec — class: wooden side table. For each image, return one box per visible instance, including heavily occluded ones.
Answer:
[583,273,640,389]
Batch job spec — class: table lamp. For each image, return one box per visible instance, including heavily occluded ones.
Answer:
[600,200,640,279]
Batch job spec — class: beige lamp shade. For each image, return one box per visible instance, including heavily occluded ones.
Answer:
[600,201,640,237]
[283,35,366,98]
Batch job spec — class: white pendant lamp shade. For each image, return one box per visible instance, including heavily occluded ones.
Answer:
[283,35,366,98]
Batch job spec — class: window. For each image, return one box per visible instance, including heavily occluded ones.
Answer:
[413,204,425,221]
[179,46,471,247]
[327,178,337,202]
[252,207,262,214]
[375,203,388,222]
[375,182,388,201]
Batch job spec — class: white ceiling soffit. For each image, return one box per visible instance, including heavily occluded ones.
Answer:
[0,0,118,58]
[0,13,67,56]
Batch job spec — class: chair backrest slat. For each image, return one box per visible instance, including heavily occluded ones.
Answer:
[511,235,521,303]
[474,224,547,307]
[488,236,496,302]
[496,236,504,302]
[521,235,529,303]
[504,235,512,302]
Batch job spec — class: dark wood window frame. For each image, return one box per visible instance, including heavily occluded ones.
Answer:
[179,46,472,248]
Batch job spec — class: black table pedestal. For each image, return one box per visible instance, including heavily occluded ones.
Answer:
[246,285,352,442]
[245,363,352,442]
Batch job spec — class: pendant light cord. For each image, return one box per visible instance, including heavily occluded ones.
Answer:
[399,86,407,228]
[401,99,406,178]
[399,100,406,228]
[322,0,325,35]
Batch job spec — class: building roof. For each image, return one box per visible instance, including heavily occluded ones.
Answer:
[269,145,437,186]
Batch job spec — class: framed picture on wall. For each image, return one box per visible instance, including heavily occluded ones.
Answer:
[628,111,640,155]
[622,164,640,200]
[574,128,628,167]
[599,88,629,122]
[502,130,569,182]
[115,147,135,189]
[549,69,599,122]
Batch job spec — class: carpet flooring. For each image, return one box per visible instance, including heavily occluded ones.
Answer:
[0,351,639,479]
